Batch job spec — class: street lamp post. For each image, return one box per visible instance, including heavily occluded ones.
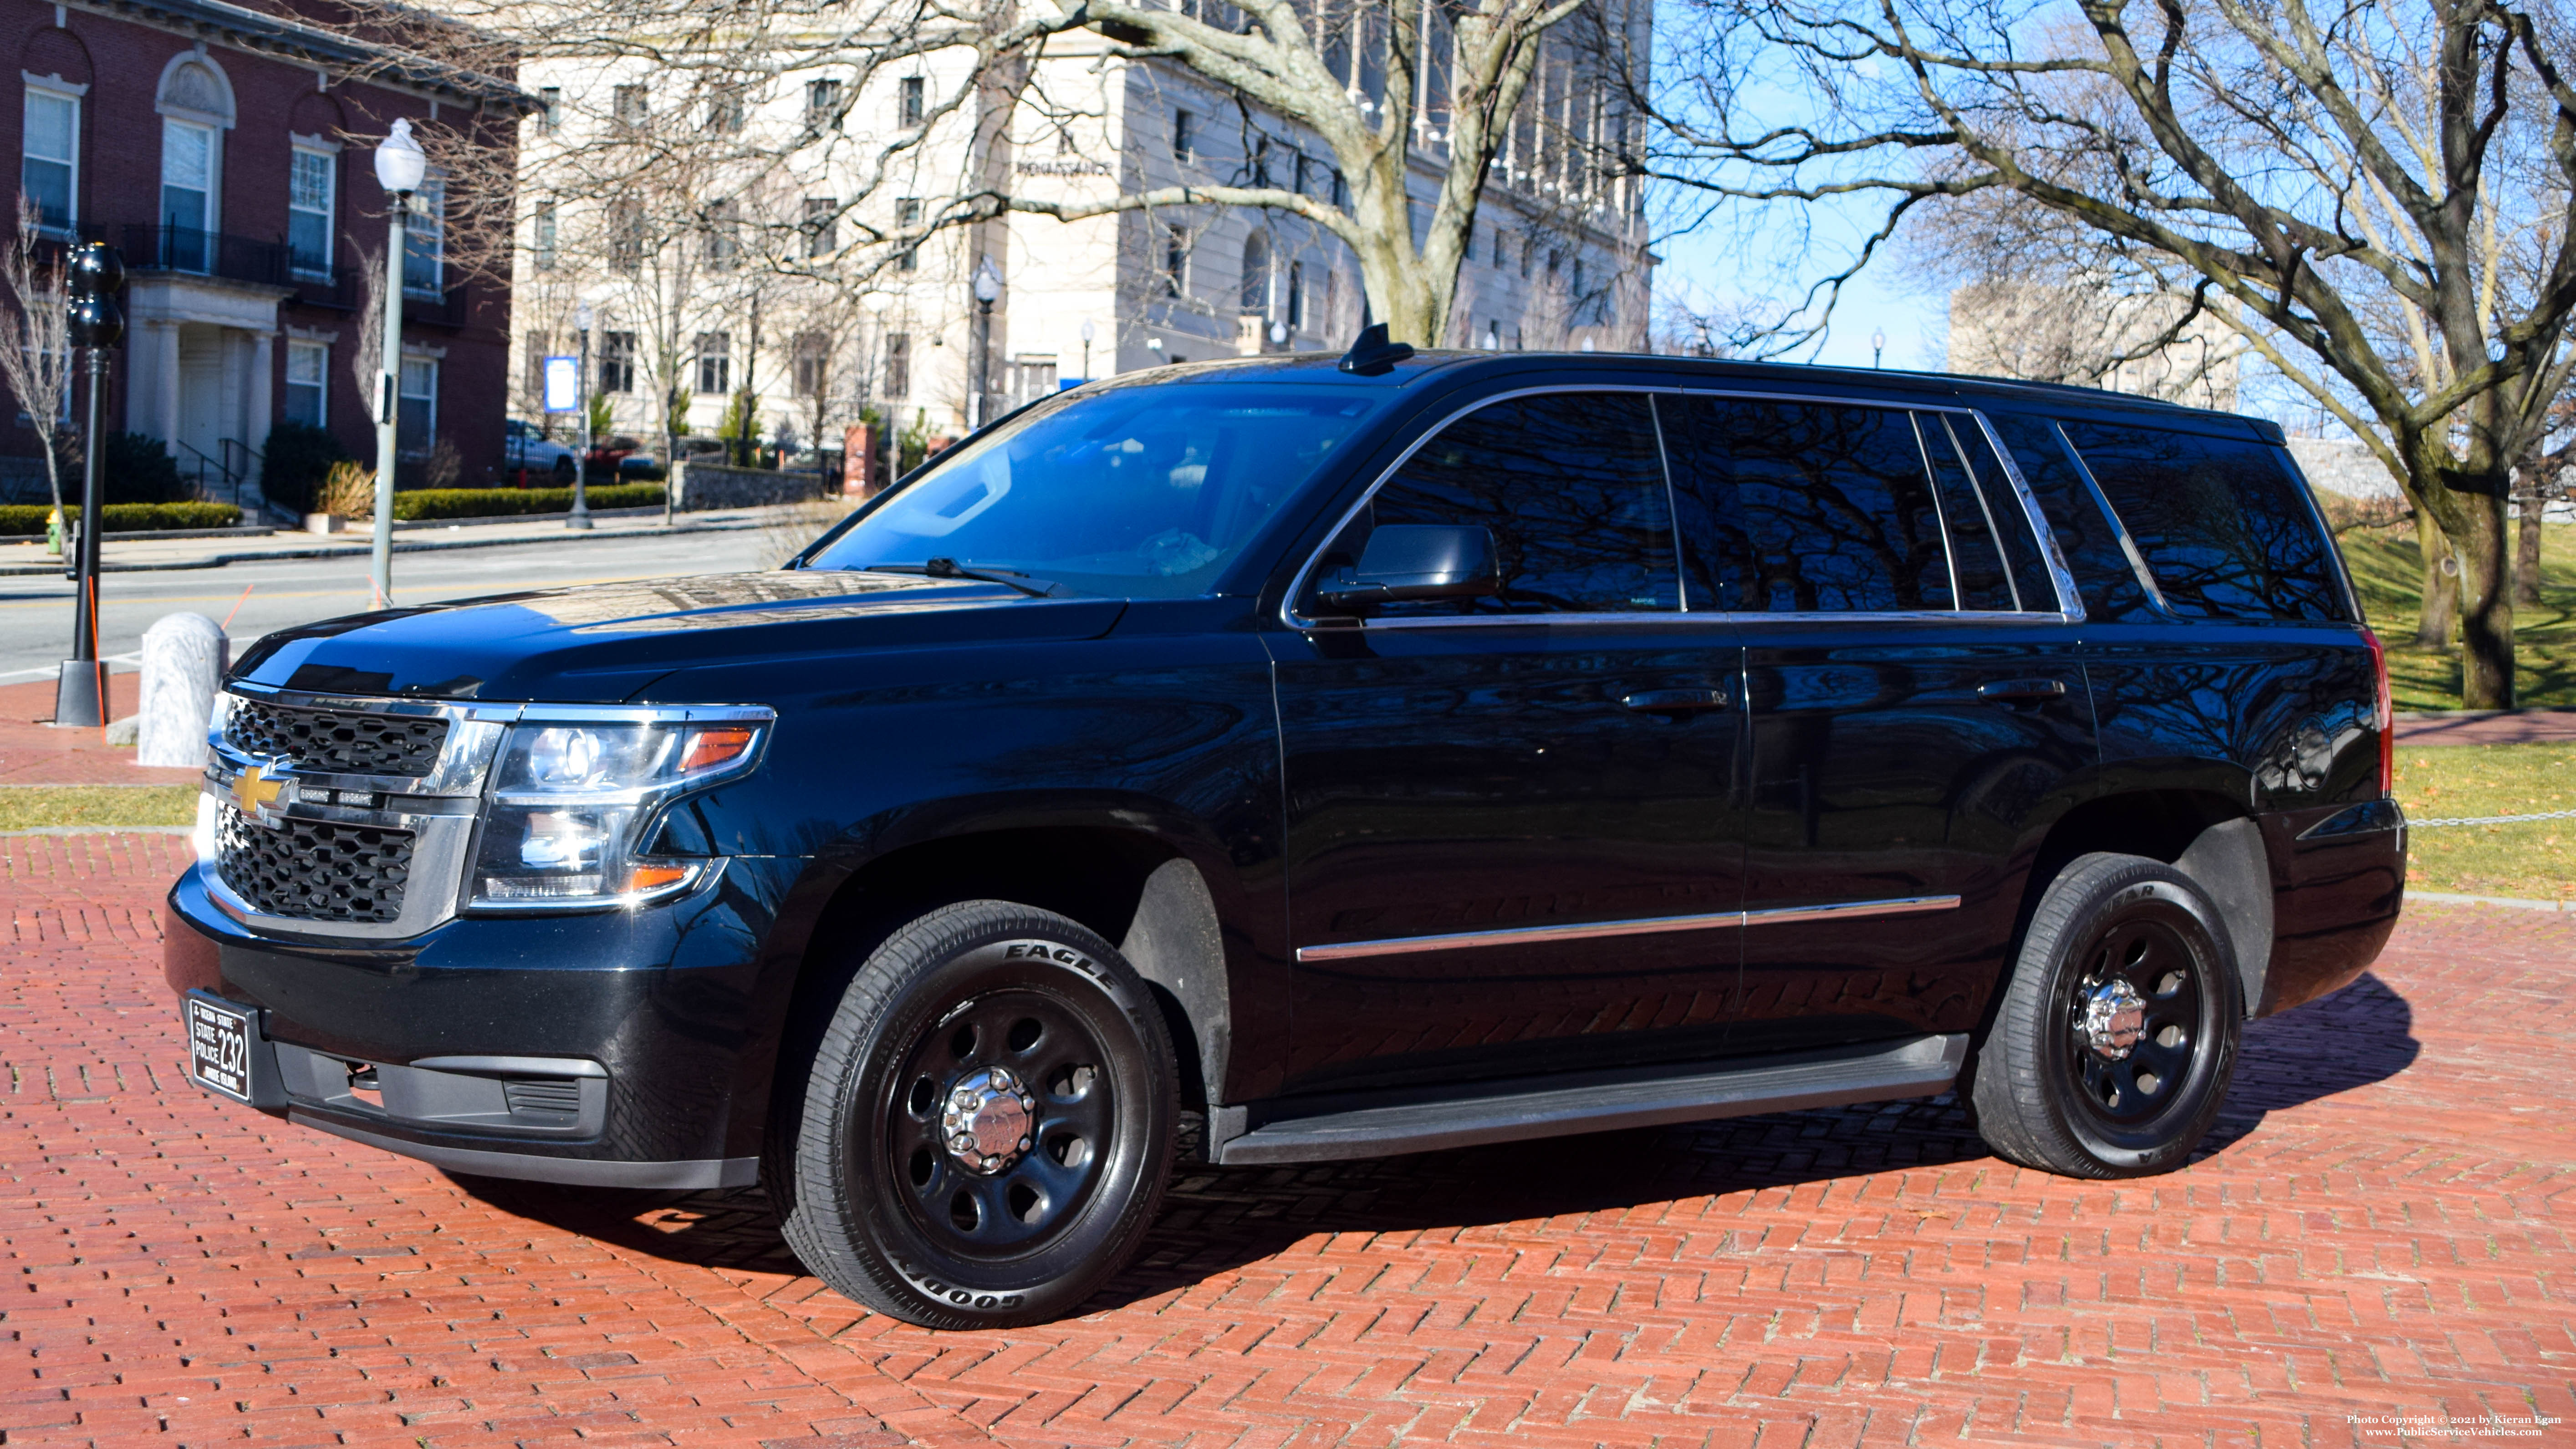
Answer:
[970,256,1001,429]
[1079,318,1094,385]
[570,302,594,530]
[369,118,427,608]
[52,242,123,729]
[1872,328,1887,370]
[859,291,892,493]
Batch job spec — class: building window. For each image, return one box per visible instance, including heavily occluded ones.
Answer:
[1493,229,1505,266]
[538,86,560,132]
[705,197,740,269]
[22,89,77,232]
[805,78,843,135]
[1519,235,1533,278]
[600,331,636,392]
[284,340,328,427]
[1163,223,1189,296]
[791,331,829,398]
[161,118,215,269]
[397,356,436,454]
[612,84,648,124]
[899,76,925,128]
[1238,231,1268,315]
[695,332,730,394]
[288,147,334,277]
[1330,169,1346,208]
[804,197,837,259]
[609,198,645,275]
[1009,355,1057,404]
[709,93,745,133]
[895,198,919,270]
[1172,109,1194,163]
[1251,135,1273,187]
[1285,261,1303,329]
[885,332,910,397]
[403,178,444,296]
[533,199,557,272]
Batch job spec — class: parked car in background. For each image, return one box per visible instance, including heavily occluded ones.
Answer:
[168,342,2403,1332]
[503,421,577,482]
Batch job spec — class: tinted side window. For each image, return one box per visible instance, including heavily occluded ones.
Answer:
[1663,397,1952,612]
[1984,410,2155,622]
[1364,391,1678,616]
[1916,414,2015,611]
[2066,423,2348,622]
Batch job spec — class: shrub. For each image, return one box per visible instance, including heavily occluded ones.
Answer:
[318,460,377,518]
[0,501,240,535]
[261,422,349,515]
[103,432,188,504]
[391,484,664,521]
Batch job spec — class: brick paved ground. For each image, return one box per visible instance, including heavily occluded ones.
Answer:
[0,677,203,787]
[5,835,2570,1447]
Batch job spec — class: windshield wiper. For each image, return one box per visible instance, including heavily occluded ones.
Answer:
[867,559,1063,598]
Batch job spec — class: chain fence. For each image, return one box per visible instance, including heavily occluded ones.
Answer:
[2411,806,2576,829]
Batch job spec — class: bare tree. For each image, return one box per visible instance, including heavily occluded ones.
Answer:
[0,199,76,529]
[1639,0,2576,707]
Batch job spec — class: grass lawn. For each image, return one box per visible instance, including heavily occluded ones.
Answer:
[2337,519,2576,711]
[0,786,198,832]
[2394,743,2576,900]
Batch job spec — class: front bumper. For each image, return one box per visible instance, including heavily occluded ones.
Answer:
[165,856,796,1188]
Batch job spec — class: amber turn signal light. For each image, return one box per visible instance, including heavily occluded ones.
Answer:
[679,726,756,774]
[623,863,694,893]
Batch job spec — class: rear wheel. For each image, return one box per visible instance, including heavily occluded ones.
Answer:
[1971,852,2242,1177]
[773,900,1176,1327]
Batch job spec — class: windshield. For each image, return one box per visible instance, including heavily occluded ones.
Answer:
[807,383,1387,596]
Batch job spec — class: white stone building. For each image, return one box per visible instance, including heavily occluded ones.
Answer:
[503,21,1651,462]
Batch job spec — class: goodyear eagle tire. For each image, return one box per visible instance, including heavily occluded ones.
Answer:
[775,900,1177,1328]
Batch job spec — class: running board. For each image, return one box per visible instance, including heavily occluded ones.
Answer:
[1209,1033,1969,1166]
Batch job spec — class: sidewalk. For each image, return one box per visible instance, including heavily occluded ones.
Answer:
[0,502,809,576]
[0,676,200,786]
[2393,707,2576,746]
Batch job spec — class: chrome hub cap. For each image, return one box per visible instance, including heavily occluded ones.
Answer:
[941,1065,1037,1174]
[2079,978,2149,1060]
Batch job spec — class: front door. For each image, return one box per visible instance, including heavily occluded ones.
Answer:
[1659,394,2096,1056]
[1272,389,1746,1096]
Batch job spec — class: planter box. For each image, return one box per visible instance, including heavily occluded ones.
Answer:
[304,514,346,535]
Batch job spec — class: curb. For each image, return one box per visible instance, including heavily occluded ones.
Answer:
[2395,706,2576,721]
[0,515,770,576]
[0,825,192,836]
[2408,889,2576,913]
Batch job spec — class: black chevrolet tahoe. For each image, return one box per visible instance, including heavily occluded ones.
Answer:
[166,346,2405,1327]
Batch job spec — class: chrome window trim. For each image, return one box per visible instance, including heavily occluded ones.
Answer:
[1906,412,1965,609]
[1293,893,1962,963]
[1279,383,2088,632]
[2047,419,2173,616]
[1961,410,2086,620]
[1932,413,2022,612]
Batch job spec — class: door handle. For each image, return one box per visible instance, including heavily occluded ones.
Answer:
[1621,688,1731,715]
[1976,678,2071,702]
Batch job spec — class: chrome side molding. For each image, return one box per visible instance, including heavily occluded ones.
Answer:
[1293,893,1962,963]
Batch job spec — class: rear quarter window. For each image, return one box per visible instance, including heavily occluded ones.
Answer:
[2064,422,2350,622]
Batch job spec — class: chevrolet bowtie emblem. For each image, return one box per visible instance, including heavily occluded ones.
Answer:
[230,765,285,814]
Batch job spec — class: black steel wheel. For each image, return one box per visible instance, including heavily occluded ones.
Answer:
[1972,852,2242,1178]
[773,900,1176,1328]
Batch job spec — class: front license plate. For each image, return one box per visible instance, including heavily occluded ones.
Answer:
[185,996,255,1103]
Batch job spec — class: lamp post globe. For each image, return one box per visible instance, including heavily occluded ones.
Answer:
[969,259,1001,428]
[373,117,428,196]
[66,294,122,351]
[66,242,122,301]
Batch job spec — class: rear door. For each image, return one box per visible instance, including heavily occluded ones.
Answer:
[1659,394,2097,1056]
[1270,389,1747,1095]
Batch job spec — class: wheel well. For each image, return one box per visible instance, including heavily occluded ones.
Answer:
[778,827,1223,1124]
[2006,790,2275,1021]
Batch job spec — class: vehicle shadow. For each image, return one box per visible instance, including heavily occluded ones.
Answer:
[449,970,2419,1315]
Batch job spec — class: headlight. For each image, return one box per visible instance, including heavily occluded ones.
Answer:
[469,712,768,909]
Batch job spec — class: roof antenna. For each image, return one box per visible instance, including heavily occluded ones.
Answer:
[1337,322,1415,377]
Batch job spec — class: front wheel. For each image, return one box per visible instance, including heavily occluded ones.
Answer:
[774,900,1177,1328]
[1971,852,2243,1178]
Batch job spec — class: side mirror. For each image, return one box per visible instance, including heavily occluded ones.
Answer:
[1314,524,1500,613]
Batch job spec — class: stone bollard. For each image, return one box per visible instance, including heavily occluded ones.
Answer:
[136,613,229,768]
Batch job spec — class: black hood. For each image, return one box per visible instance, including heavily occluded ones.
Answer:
[231,570,1128,703]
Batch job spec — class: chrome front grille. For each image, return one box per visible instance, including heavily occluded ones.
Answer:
[215,805,416,923]
[226,698,449,777]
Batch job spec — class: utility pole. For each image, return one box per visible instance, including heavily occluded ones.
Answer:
[52,241,123,729]
[571,301,593,529]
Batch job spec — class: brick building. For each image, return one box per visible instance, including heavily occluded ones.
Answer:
[5,0,528,515]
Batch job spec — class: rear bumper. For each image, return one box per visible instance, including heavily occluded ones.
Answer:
[163,857,791,1187]
[2262,800,2407,1016]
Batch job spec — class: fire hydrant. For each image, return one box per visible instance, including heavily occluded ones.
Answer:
[45,507,62,557]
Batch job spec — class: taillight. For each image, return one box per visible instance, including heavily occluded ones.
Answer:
[2362,627,2393,797]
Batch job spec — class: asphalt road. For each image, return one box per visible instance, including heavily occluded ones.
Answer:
[0,529,786,684]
